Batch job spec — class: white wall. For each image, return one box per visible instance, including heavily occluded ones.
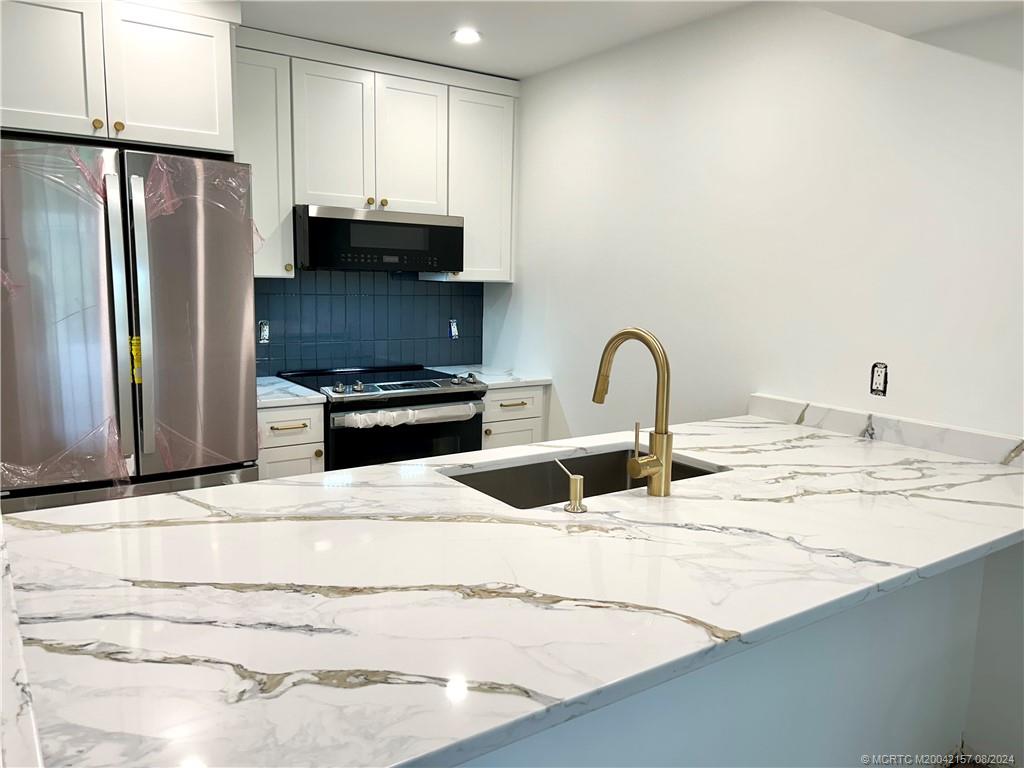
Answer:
[484,3,1023,439]
[912,8,1024,71]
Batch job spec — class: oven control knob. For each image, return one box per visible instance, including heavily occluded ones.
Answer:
[353,380,365,392]
[332,383,344,393]
[451,377,463,386]
[464,373,479,385]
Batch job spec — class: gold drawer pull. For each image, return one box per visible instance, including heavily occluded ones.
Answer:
[499,401,528,408]
[270,422,309,431]
[484,428,493,436]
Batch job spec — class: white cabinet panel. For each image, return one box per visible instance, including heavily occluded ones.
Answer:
[102,2,234,151]
[292,59,375,208]
[447,88,514,282]
[0,0,107,136]
[235,49,294,278]
[257,404,324,449]
[374,74,447,214]
[483,418,544,449]
[258,443,324,480]
[483,386,546,423]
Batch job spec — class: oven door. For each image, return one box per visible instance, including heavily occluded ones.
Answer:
[327,401,483,470]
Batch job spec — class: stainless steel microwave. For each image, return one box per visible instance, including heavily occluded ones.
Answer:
[294,205,464,272]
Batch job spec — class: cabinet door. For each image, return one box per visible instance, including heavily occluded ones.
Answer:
[483,418,544,449]
[235,49,294,278]
[257,443,324,480]
[375,74,447,214]
[102,3,234,151]
[292,59,375,208]
[448,88,515,281]
[0,1,108,137]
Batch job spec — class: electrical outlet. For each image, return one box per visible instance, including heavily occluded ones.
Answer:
[870,362,887,396]
[448,318,459,340]
[258,320,270,344]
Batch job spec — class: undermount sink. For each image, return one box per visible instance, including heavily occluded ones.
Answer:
[449,449,727,510]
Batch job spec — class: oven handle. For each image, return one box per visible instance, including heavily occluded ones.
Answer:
[331,400,484,429]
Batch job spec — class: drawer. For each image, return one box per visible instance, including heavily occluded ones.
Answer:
[483,417,544,449]
[258,443,325,480]
[483,386,545,423]
[257,404,324,448]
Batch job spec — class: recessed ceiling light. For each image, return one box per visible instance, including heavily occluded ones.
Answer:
[452,27,481,45]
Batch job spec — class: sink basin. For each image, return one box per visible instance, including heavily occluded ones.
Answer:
[448,448,726,509]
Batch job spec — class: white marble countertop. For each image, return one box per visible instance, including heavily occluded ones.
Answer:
[433,365,552,389]
[1,417,1021,767]
[255,376,326,409]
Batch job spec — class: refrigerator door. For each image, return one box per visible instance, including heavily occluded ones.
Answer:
[0,140,134,491]
[124,152,256,476]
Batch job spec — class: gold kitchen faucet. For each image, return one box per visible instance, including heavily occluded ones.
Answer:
[592,327,673,496]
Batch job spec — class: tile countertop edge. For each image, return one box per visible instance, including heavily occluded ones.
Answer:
[255,375,327,408]
[2,416,1021,767]
[434,365,552,389]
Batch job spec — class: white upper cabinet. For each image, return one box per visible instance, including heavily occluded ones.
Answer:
[292,59,375,208]
[374,74,448,215]
[0,1,108,137]
[235,49,294,278]
[0,1,233,151]
[102,3,234,151]
[447,88,515,282]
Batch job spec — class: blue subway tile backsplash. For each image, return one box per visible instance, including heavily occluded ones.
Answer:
[254,272,482,376]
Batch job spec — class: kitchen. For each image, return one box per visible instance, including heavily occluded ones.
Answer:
[1,1,1022,766]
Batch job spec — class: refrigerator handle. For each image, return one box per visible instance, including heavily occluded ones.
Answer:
[105,173,136,463]
[129,175,157,455]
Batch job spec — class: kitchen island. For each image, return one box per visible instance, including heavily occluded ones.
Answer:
[1,416,1021,767]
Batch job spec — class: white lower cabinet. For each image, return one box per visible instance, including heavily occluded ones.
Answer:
[483,418,544,449]
[258,443,324,480]
[256,404,325,480]
[481,385,548,449]
[483,386,545,422]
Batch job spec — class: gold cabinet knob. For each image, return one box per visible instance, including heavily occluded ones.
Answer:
[314,448,323,458]
[92,118,104,130]
[380,198,389,208]
[484,428,493,436]
[284,263,294,272]
[366,196,375,206]
[113,120,125,132]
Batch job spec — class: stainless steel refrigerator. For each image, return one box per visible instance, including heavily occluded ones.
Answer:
[1,138,257,512]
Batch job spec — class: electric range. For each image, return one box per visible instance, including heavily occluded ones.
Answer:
[278,365,488,470]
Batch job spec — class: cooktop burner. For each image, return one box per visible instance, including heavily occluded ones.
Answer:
[278,365,486,405]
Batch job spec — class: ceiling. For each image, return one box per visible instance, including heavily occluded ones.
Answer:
[240,1,1023,80]
[240,1,741,79]
[813,1,1021,35]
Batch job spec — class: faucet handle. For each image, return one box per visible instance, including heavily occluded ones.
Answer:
[634,421,641,458]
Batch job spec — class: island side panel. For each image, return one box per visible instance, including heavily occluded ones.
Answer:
[455,561,985,768]
[964,543,1024,759]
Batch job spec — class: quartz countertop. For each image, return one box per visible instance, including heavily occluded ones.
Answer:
[2,417,1021,767]
[255,376,326,408]
[433,365,552,389]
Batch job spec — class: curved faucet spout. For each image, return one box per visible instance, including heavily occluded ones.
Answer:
[591,327,671,434]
